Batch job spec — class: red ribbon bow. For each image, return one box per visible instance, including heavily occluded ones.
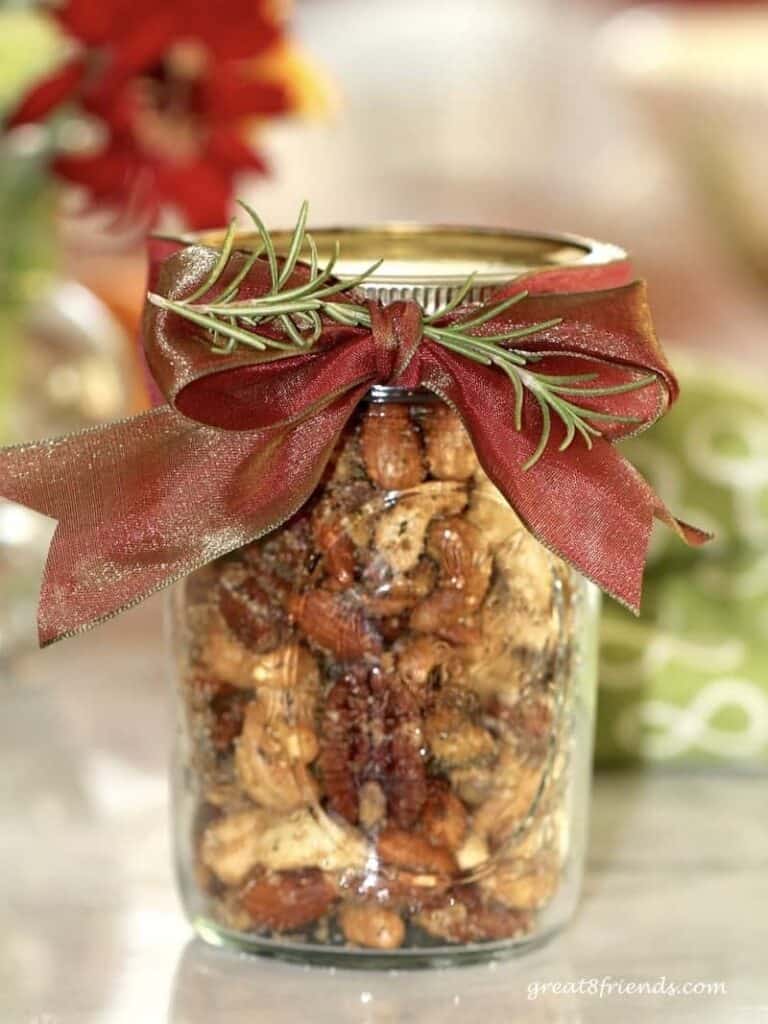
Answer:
[0,240,708,646]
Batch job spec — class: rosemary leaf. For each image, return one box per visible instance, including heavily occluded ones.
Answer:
[183,219,237,303]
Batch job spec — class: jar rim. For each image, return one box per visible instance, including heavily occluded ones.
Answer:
[154,223,626,287]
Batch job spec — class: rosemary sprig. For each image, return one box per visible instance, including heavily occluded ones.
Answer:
[147,201,655,468]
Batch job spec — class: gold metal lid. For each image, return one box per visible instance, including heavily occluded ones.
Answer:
[181,223,626,316]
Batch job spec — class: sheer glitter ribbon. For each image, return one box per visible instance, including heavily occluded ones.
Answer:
[0,241,709,646]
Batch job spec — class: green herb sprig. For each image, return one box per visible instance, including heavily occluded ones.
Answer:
[148,201,655,469]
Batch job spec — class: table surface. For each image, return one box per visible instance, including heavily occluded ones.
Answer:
[1,598,766,1024]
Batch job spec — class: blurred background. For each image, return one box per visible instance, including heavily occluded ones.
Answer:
[0,1,767,1018]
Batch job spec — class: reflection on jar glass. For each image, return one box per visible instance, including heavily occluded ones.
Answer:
[170,392,599,965]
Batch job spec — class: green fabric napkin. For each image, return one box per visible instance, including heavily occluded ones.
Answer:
[596,353,768,766]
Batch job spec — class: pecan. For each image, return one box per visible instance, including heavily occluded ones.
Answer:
[377,672,428,829]
[240,869,336,931]
[311,497,360,589]
[241,514,314,583]
[426,516,492,610]
[288,588,382,661]
[387,714,428,829]
[418,779,468,852]
[218,562,287,651]
[360,403,425,490]
[374,481,467,574]
[422,406,478,481]
[209,683,249,751]
[319,676,373,823]
[319,670,427,829]
[339,903,405,949]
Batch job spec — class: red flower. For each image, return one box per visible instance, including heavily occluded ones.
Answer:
[4,0,300,228]
[55,0,281,93]
[58,51,291,227]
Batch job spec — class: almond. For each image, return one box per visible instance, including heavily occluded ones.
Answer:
[377,828,457,877]
[240,869,336,931]
[418,780,468,851]
[288,589,381,661]
[360,404,425,490]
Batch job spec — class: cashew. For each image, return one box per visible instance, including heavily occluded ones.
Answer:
[339,904,406,949]
[201,807,367,884]
[374,482,467,573]
[424,705,496,770]
[479,855,560,910]
[234,699,318,811]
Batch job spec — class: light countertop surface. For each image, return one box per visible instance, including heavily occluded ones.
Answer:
[1,598,766,1024]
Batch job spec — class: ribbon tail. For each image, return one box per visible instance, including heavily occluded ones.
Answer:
[0,397,365,647]
[640,467,712,549]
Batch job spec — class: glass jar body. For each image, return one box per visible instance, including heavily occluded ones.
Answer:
[170,392,599,966]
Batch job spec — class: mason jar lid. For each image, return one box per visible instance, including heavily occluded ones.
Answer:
[186,223,626,317]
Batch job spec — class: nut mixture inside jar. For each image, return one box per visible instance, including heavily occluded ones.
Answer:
[174,396,583,954]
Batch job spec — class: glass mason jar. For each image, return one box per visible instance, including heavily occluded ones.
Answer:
[169,225,610,966]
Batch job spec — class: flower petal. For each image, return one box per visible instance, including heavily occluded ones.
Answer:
[5,57,87,128]
[154,158,234,229]
[99,10,179,90]
[189,6,284,59]
[206,128,269,174]
[54,0,119,45]
[203,65,291,119]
